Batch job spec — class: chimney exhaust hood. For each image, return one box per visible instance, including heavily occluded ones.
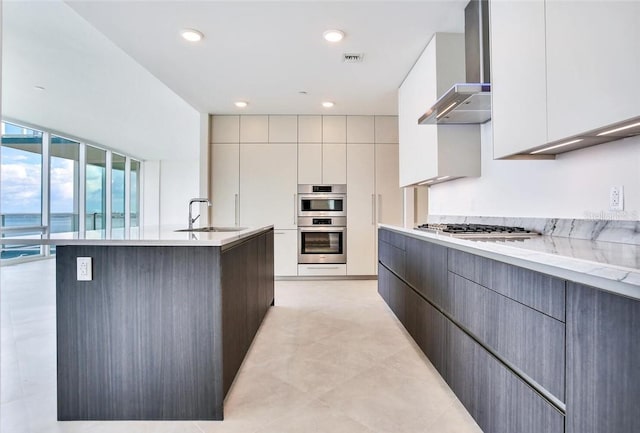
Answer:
[419,0,491,125]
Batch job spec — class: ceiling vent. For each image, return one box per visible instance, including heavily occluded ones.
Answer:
[343,53,364,63]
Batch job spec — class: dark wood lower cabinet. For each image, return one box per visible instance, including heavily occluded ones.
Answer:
[56,230,274,421]
[566,282,640,433]
[447,322,564,433]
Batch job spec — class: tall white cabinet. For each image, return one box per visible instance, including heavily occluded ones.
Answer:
[210,114,402,277]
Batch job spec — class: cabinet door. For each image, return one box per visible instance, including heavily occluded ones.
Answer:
[240,143,297,229]
[375,142,403,226]
[374,116,399,144]
[210,115,239,144]
[268,115,297,143]
[566,282,640,433]
[346,142,375,275]
[322,116,346,143]
[322,142,346,184]
[210,143,239,226]
[273,229,298,277]
[546,1,640,141]
[298,142,322,184]
[490,0,548,158]
[240,116,269,143]
[346,116,374,143]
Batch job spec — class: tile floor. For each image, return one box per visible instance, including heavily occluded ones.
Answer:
[1,259,482,433]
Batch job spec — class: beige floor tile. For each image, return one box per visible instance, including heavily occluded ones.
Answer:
[1,262,480,433]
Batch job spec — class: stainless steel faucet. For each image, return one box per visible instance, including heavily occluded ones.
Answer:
[188,198,212,230]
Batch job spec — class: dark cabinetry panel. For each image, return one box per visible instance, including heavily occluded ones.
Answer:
[378,230,406,278]
[447,323,565,433]
[448,249,565,321]
[449,272,565,401]
[57,246,223,420]
[566,282,640,433]
[405,237,448,309]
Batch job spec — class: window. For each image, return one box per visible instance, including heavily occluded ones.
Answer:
[1,120,143,262]
[130,160,140,228]
[111,154,126,230]
[50,135,80,233]
[85,146,107,233]
[1,122,44,259]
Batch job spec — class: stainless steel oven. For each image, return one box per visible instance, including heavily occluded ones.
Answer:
[298,217,347,264]
[298,184,346,217]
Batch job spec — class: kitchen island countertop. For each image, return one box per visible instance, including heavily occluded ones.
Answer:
[379,224,640,301]
[1,225,273,247]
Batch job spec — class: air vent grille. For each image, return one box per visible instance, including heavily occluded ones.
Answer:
[343,53,364,63]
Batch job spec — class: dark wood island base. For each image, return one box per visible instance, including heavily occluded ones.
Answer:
[56,229,274,421]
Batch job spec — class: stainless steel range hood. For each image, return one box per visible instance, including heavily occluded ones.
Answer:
[419,0,491,125]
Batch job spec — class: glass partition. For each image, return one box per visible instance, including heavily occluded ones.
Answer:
[1,122,44,259]
[111,154,126,230]
[130,159,140,227]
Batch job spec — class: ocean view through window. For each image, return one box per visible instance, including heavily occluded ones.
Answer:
[1,121,143,261]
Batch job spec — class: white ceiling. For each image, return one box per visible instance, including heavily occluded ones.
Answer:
[67,0,467,115]
[2,0,467,160]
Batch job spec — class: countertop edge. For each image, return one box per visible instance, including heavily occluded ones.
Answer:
[1,225,274,247]
[379,224,640,301]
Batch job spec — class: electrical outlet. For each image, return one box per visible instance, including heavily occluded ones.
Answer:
[77,257,93,281]
[610,186,624,211]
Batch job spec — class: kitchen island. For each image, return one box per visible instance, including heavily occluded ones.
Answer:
[378,224,640,433]
[5,225,274,421]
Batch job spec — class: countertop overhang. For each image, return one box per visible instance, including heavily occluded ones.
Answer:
[1,225,274,247]
[379,224,640,301]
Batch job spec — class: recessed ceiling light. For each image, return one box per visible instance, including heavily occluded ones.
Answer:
[323,29,344,43]
[322,101,335,108]
[234,101,248,108]
[181,29,204,42]
[34,85,45,91]
[298,91,308,95]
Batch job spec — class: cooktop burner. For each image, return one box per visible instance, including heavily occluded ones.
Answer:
[415,223,539,239]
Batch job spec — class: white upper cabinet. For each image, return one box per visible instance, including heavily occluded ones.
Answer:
[210,115,239,144]
[322,143,346,184]
[240,115,269,143]
[490,0,548,159]
[269,115,297,143]
[375,116,399,144]
[347,116,375,143]
[298,116,322,143]
[298,142,322,184]
[398,33,480,186]
[545,0,640,141]
[322,116,347,143]
[491,0,640,158]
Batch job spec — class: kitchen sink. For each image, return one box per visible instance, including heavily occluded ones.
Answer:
[175,226,247,233]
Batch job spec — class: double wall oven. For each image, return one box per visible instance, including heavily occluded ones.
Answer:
[297,185,347,264]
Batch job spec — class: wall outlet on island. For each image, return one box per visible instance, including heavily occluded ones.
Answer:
[77,257,93,281]
[609,185,624,211]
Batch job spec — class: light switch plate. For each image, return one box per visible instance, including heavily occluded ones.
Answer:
[77,257,93,281]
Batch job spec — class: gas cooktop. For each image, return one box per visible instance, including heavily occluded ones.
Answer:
[415,223,540,239]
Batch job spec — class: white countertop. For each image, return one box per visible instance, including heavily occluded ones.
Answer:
[379,224,640,301]
[1,225,273,247]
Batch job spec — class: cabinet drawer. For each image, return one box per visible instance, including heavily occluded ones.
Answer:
[378,228,406,250]
[378,238,406,278]
[406,237,448,309]
[446,321,565,433]
[449,272,565,402]
[448,249,565,321]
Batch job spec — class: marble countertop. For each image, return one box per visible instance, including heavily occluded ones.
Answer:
[379,224,640,301]
[1,225,273,247]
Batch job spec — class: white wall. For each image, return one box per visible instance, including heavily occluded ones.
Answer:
[158,160,200,226]
[428,122,640,220]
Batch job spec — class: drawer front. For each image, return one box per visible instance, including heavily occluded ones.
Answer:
[448,249,565,322]
[446,321,565,433]
[406,237,448,309]
[449,272,565,402]
[378,238,406,278]
[378,228,406,250]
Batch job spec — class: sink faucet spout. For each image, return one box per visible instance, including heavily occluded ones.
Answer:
[188,198,212,230]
